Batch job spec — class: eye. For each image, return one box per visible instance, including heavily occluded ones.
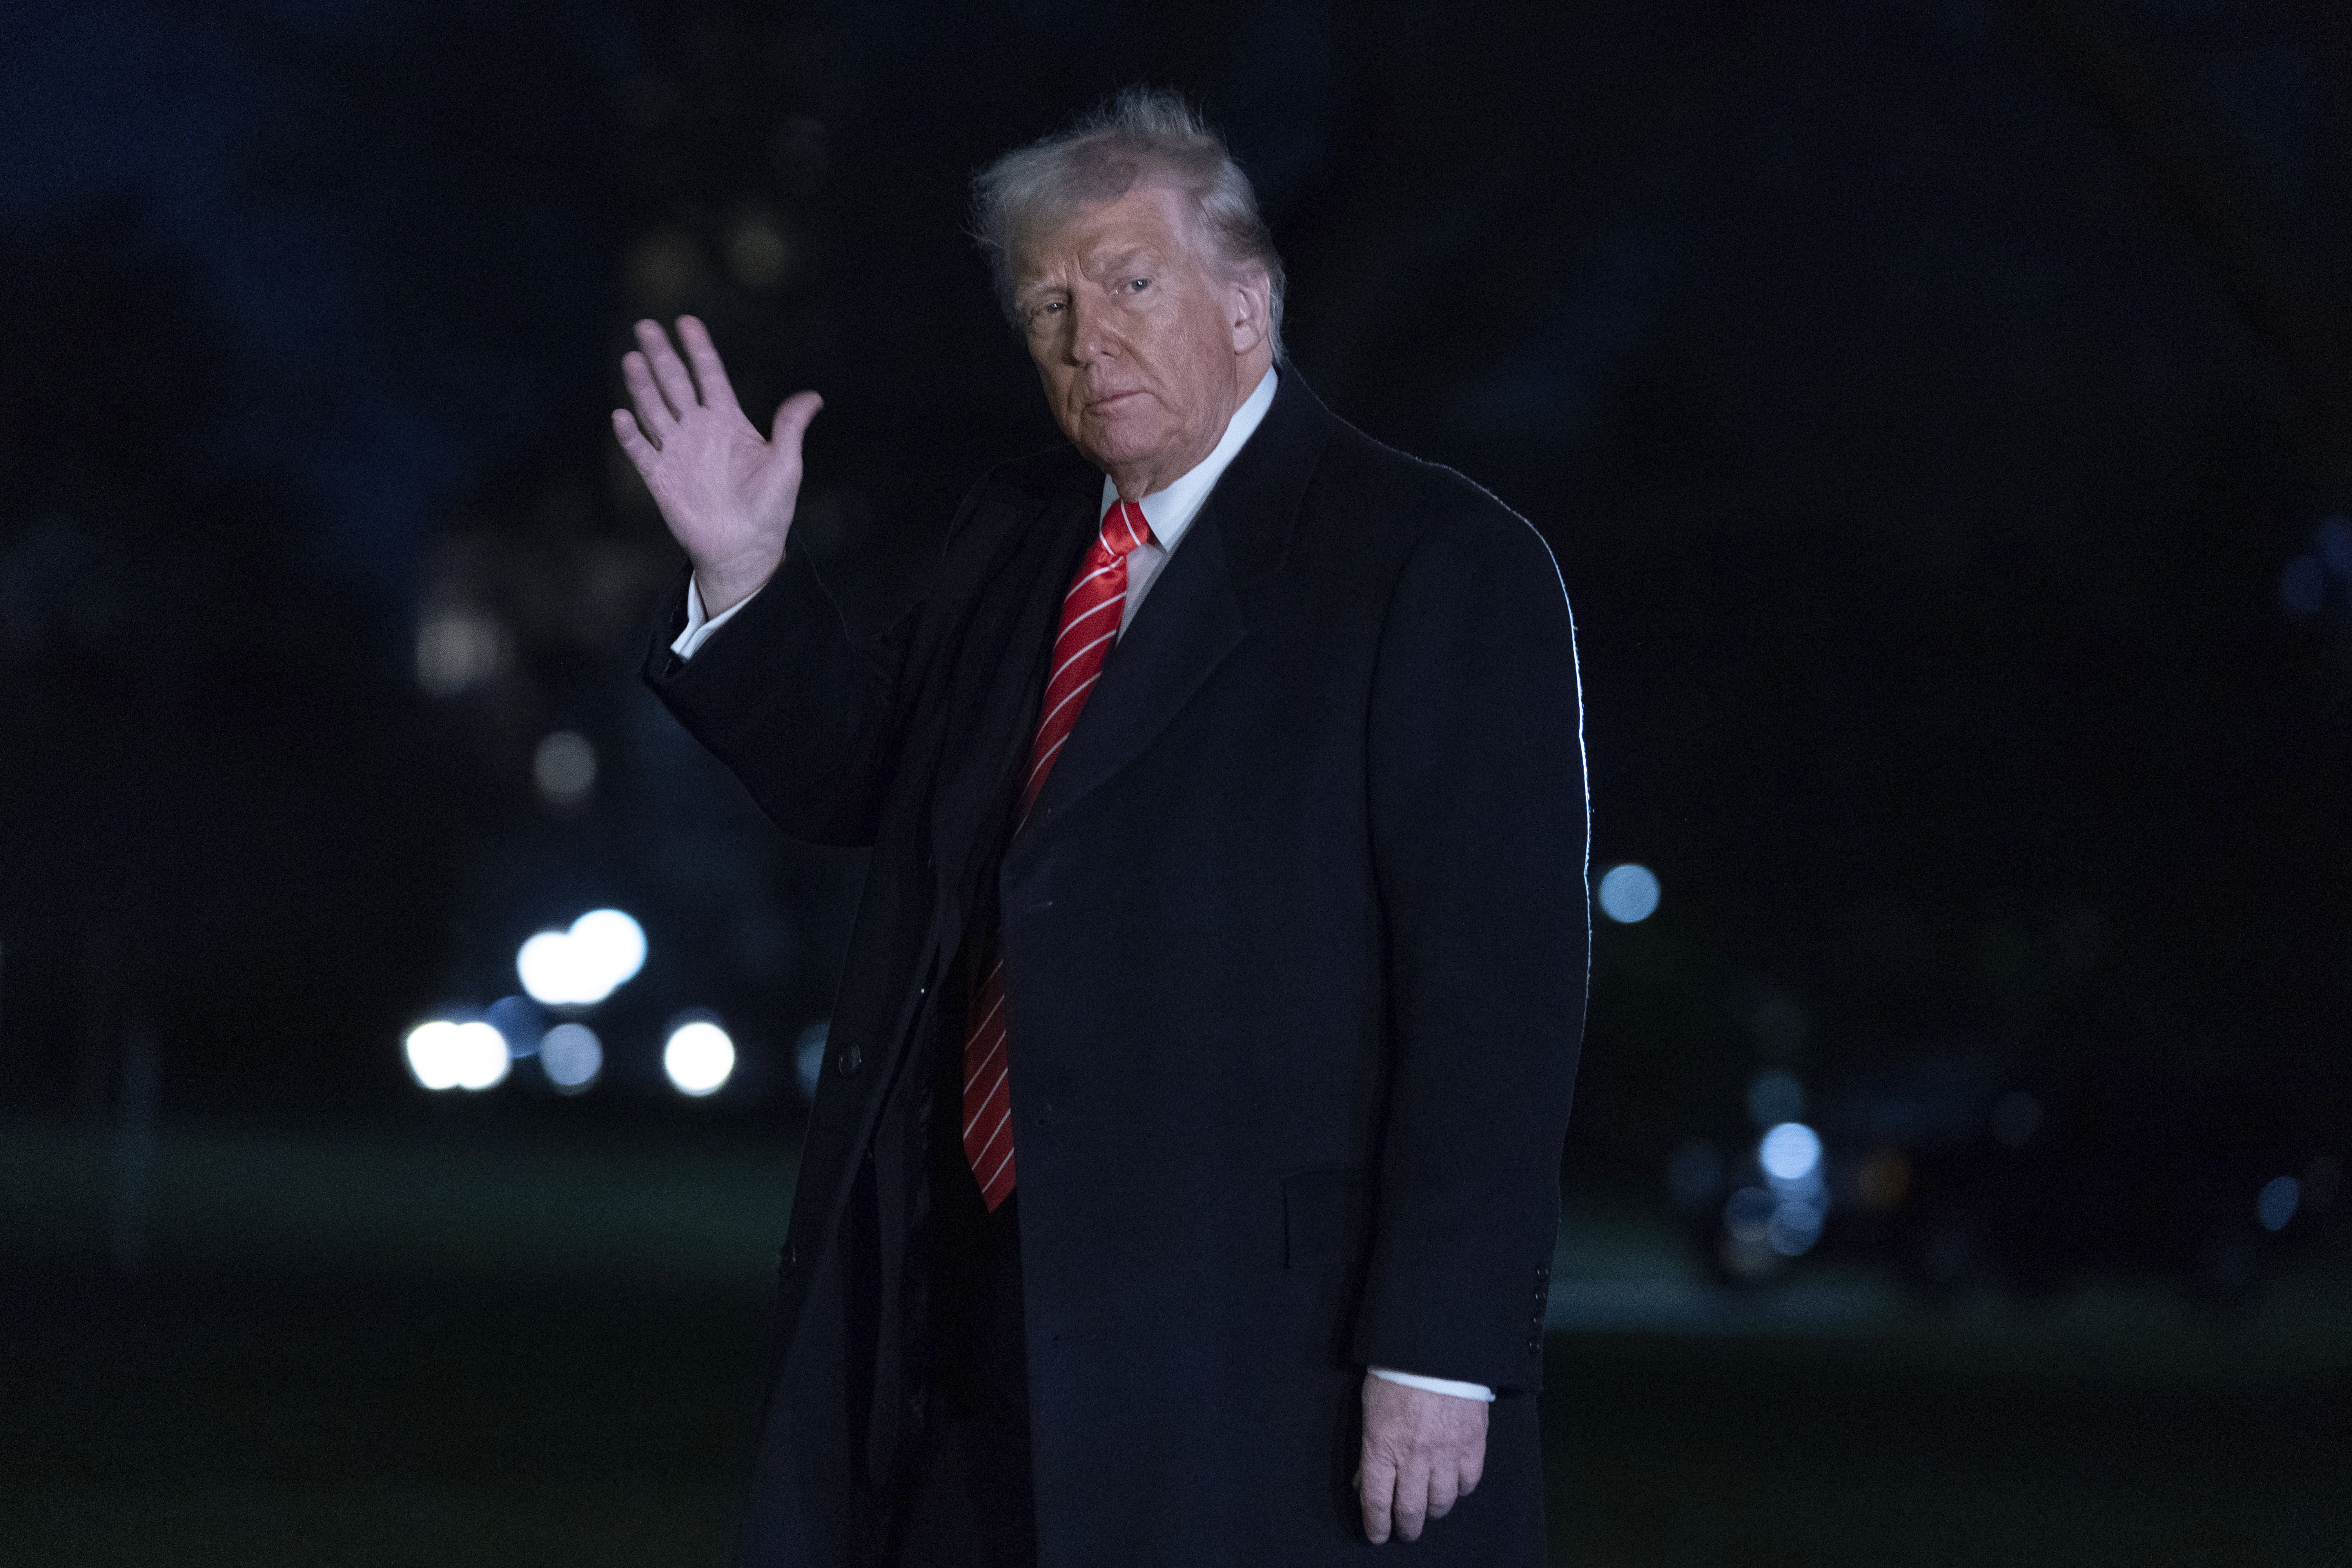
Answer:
[1126,277,1151,293]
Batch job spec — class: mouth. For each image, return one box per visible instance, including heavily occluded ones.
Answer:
[1085,389,1143,412]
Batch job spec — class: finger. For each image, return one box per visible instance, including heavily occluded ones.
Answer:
[675,315,741,415]
[622,350,676,432]
[1357,1452,1395,1545]
[770,390,824,454]
[1390,1458,1430,1543]
[611,407,660,466]
[1460,1445,1485,1497]
[1428,1463,1461,1521]
[633,317,699,419]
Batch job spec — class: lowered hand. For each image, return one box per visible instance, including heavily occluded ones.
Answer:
[1356,1372,1487,1544]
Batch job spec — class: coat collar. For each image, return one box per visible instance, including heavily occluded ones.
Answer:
[1005,368,1336,867]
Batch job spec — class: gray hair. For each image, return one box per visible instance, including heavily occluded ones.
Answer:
[972,87,1286,360]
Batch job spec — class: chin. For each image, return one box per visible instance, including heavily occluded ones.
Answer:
[1078,413,1172,474]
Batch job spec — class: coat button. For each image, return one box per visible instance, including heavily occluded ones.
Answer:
[781,1241,797,1271]
[841,1045,862,1075]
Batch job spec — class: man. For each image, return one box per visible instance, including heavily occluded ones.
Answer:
[615,90,1586,1566]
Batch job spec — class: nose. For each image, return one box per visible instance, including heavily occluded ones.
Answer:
[1063,291,1115,366]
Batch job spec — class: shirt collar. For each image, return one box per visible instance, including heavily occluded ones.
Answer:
[1096,366,1279,547]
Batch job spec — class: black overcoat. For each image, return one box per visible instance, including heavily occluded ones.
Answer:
[644,372,1588,1566]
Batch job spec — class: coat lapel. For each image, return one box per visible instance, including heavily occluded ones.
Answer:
[929,474,1101,921]
[1011,371,1336,857]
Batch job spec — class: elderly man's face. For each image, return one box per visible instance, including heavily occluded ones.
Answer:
[1014,181,1271,499]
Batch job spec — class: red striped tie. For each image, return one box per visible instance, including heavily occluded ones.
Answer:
[961,500,1154,1211]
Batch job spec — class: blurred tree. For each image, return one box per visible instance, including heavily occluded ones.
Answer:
[0,211,458,1109]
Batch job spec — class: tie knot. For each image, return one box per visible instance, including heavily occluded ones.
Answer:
[1100,500,1153,559]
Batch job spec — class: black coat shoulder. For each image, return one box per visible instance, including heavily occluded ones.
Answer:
[1304,412,1565,597]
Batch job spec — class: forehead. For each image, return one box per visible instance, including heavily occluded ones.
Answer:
[1013,181,1204,286]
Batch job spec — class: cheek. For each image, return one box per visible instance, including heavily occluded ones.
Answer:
[1033,359,1077,404]
[1173,307,1229,390]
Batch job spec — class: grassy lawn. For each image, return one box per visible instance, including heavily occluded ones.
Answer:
[4,1116,2346,1566]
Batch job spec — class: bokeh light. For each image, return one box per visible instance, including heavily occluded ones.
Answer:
[485,995,542,1057]
[663,1020,736,1097]
[1597,862,1661,923]
[516,908,647,1007]
[402,1020,511,1092]
[726,213,793,290]
[1767,1199,1826,1256]
[2257,1176,2301,1232]
[1760,1122,1823,1183]
[1746,1122,1830,1258]
[538,1023,603,1094]
[415,610,510,696]
[533,731,597,806]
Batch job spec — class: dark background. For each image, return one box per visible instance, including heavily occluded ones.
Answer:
[2,2,2347,1564]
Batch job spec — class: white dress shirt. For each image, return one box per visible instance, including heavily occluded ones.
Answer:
[669,366,1493,1404]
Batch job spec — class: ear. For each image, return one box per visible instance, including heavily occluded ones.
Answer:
[1227,264,1272,354]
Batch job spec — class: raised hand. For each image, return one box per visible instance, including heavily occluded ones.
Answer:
[612,316,823,615]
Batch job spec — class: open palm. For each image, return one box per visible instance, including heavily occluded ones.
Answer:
[612,315,822,614]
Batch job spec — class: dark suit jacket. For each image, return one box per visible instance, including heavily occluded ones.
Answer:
[644,371,1588,1566]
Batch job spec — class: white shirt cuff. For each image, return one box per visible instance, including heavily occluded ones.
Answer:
[1368,1367,1495,1402]
[670,575,755,660]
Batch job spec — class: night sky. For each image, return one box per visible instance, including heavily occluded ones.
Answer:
[2,0,2347,1190]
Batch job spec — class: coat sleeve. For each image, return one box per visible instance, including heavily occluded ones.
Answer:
[1351,496,1589,1396]
[638,494,966,848]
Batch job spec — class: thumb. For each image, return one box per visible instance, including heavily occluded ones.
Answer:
[771,390,824,452]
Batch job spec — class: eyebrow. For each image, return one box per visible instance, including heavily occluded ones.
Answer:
[1015,245,1163,306]
[1090,247,1155,276]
